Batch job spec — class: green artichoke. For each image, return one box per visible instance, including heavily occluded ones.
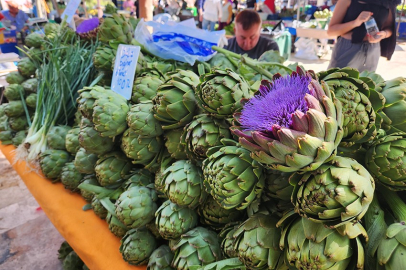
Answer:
[365,133,406,191]
[4,84,24,101]
[0,104,6,117]
[163,128,187,160]
[91,196,108,219]
[162,159,207,209]
[99,14,135,44]
[360,70,385,85]
[155,199,199,240]
[25,32,43,48]
[219,222,241,258]
[203,139,265,210]
[107,212,128,238]
[115,185,158,228]
[153,70,200,130]
[0,115,9,132]
[92,45,116,72]
[171,227,222,269]
[21,78,38,93]
[131,75,163,104]
[25,93,37,109]
[9,116,28,131]
[280,215,366,270]
[198,196,244,231]
[65,127,80,155]
[95,151,133,187]
[58,241,73,260]
[12,130,27,147]
[74,147,98,174]
[6,71,25,84]
[4,100,25,117]
[44,22,60,38]
[39,149,72,180]
[0,130,13,144]
[121,128,163,165]
[232,69,344,172]
[154,152,175,198]
[62,251,84,270]
[77,88,96,119]
[263,170,294,202]
[291,156,375,228]
[47,125,71,150]
[147,245,174,270]
[318,67,383,147]
[60,162,84,192]
[196,68,252,118]
[376,77,406,132]
[78,118,115,155]
[124,168,154,189]
[233,213,285,269]
[181,114,231,162]
[378,222,406,270]
[120,228,157,265]
[17,58,36,77]
[127,101,163,137]
[90,87,130,137]
[376,188,406,270]
[80,174,98,202]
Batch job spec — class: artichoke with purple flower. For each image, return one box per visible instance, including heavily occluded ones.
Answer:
[232,68,344,172]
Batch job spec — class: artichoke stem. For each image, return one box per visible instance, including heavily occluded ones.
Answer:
[241,56,275,79]
[364,196,384,230]
[212,45,244,59]
[380,187,406,222]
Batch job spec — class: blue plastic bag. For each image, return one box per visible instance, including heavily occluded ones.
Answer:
[134,19,226,65]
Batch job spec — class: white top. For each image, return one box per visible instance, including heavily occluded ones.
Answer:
[220,1,231,23]
[203,0,222,22]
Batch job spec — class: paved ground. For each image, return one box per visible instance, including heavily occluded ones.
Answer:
[0,40,405,270]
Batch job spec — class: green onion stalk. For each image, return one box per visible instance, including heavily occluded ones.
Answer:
[16,21,102,168]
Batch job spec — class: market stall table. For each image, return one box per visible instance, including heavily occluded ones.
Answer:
[0,143,146,270]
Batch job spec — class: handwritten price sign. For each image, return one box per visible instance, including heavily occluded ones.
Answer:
[111,45,140,100]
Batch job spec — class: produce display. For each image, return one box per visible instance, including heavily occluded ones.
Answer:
[1,15,406,270]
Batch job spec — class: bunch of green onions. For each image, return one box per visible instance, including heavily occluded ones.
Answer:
[16,23,100,166]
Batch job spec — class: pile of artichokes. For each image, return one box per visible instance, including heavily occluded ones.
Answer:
[3,21,406,270]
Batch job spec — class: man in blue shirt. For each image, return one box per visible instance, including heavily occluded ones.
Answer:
[2,1,29,32]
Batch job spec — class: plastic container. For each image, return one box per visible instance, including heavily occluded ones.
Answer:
[0,30,18,54]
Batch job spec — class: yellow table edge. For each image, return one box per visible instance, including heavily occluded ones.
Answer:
[0,144,145,270]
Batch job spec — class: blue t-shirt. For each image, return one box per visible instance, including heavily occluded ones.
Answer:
[2,10,29,32]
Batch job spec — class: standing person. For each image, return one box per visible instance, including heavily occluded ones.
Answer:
[1,1,29,32]
[218,0,232,30]
[224,9,279,59]
[200,0,222,31]
[327,0,401,72]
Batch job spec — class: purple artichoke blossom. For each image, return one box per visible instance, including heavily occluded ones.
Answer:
[76,18,100,40]
[232,68,344,173]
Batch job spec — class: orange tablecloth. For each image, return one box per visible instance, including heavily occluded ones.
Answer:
[0,144,145,270]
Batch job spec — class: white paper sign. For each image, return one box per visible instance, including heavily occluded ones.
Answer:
[111,45,140,100]
[61,0,81,24]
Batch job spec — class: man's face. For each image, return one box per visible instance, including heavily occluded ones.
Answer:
[7,2,19,15]
[234,22,261,51]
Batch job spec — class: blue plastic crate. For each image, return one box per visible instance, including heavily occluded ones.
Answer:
[397,22,406,39]
[1,43,19,54]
